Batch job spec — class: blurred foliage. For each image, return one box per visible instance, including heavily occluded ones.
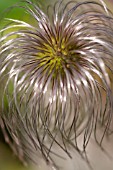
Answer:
[0,142,31,170]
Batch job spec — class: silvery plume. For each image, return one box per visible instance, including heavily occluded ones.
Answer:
[0,0,113,170]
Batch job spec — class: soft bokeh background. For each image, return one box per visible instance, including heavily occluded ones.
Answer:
[0,0,113,170]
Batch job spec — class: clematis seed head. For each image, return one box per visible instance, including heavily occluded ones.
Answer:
[0,0,113,169]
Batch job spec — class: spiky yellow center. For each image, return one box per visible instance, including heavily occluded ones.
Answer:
[37,36,70,73]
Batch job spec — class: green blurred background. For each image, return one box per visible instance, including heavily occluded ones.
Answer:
[0,0,113,170]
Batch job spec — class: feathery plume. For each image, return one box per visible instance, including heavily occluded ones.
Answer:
[0,0,113,169]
